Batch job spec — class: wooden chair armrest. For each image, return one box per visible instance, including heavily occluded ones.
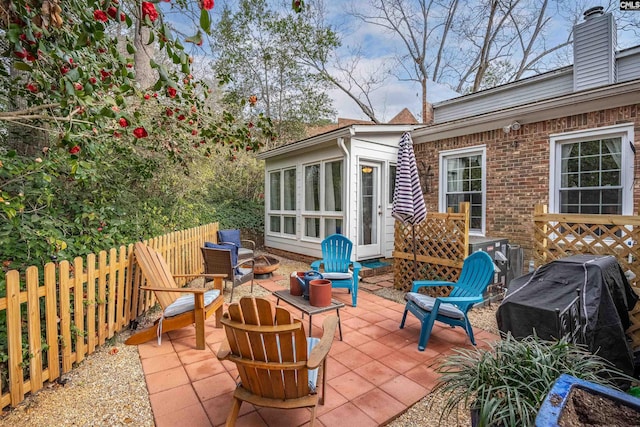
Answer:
[307,315,338,369]
[140,286,208,294]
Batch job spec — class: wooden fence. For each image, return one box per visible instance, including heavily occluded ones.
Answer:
[393,202,470,292]
[533,204,640,348]
[0,222,219,411]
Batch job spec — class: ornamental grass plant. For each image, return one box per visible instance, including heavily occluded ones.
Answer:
[432,333,633,426]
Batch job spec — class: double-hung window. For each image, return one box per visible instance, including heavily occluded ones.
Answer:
[440,146,486,234]
[268,168,296,236]
[550,124,634,216]
[303,160,343,239]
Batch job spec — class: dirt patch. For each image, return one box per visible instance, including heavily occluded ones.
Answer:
[559,387,640,427]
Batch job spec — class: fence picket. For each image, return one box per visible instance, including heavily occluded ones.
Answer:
[26,267,43,394]
[123,245,133,326]
[97,251,107,346]
[116,248,126,330]
[86,253,97,354]
[107,248,117,339]
[6,271,24,406]
[58,261,72,374]
[44,262,59,382]
[73,257,85,364]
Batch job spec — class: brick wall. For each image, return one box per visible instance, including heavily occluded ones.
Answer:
[414,104,640,261]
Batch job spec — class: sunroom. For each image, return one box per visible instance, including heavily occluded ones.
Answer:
[256,124,421,261]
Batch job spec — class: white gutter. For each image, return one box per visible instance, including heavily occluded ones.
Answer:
[413,79,640,142]
[256,127,353,160]
[338,136,350,246]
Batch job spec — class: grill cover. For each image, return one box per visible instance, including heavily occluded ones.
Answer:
[497,255,638,375]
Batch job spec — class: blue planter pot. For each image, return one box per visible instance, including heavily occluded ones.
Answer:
[535,374,640,426]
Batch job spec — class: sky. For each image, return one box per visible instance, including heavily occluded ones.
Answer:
[316,0,639,122]
[166,0,638,123]
[319,1,462,122]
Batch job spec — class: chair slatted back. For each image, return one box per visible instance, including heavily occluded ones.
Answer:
[450,251,495,298]
[320,234,353,273]
[222,298,310,400]
[134,242,181,308]
[201,247,235,279]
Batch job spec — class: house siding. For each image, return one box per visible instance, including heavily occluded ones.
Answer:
[351,138,400,259]
[414,103,640,263]
[618,51,640,82]
[434,71,573,123]
[573,12,616,91]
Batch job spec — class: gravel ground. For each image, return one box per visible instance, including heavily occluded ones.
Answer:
[0,331,153,427]
[0,254,498,426]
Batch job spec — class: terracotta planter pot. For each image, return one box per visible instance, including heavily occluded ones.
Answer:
[290,271,305,296]
[309,279,332,307]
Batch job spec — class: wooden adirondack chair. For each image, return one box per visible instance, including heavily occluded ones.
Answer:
[125,242,226,350]
[217,297,337,427]
[400,250,495,351]
[310,234,362,307]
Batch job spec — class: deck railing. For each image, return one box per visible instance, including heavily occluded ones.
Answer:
[0,222,219,411]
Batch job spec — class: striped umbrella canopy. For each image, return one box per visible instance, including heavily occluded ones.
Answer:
[392,132,427,225]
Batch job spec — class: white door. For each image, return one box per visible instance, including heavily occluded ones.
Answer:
[358,162,382,258]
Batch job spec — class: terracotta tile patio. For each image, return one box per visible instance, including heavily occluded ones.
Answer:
[138,273,498,427]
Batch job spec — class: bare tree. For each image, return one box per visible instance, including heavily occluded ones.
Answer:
[330,0,590,119]
[349,0,455,122]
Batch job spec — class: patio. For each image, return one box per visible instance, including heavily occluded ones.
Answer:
[139,272,498,427]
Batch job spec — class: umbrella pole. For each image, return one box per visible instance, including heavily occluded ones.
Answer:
[412,225,418,281]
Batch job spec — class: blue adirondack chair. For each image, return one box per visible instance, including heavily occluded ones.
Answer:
[400,251,495,351]
[311,234,362,307]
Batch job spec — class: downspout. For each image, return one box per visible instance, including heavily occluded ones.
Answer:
[337,136,350,250]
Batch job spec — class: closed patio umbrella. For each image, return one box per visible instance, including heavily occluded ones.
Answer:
[392,131,427,280]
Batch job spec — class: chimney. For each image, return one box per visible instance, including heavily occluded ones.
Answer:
[422,101,434,125]
[572,6,617,92]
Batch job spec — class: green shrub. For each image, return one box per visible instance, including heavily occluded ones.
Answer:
[433,333,633,426]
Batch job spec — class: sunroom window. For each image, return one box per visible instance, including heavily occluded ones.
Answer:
[303,160,343,239]
[268,168,296,236]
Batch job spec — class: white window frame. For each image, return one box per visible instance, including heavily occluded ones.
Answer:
[439,145,487,236]
[302,158,344,241]
[266,167,297,237]
[549,124,634,215]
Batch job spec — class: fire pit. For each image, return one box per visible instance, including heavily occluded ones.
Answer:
[250,255,280,279]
